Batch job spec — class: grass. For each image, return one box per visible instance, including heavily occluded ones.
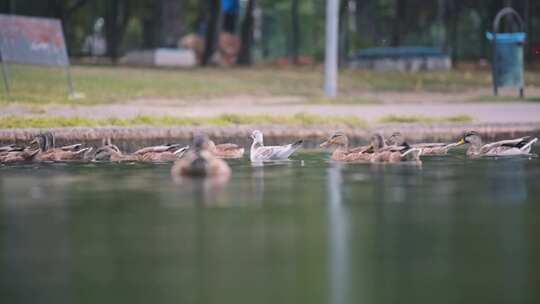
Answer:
[0,113,475,129]
[1,64,538,105]
[0,113,367,129]
[473,95,540,102]
[378,114,474,124]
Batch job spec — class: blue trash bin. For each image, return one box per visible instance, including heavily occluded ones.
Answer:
[486,32,526,88]
[487,7,526,97]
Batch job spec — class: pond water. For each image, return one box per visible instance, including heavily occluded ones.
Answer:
[1,152,539,304]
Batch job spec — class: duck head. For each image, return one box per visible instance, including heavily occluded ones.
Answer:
[29,134,48,152]
[387,132,405,146]
[94,146,119,161]
[458,131,482,147]
[370,133,386,152]
[250,130,264,145]
[320,132,348,148]
[193,133,211,152]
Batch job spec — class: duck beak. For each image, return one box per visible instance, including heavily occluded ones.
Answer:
[457,138,466,145]
[320,140,330,148]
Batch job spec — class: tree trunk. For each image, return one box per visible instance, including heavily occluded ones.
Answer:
[338,0,349,66]
[105,0,131,62]
[162,0,184,47]
[237,0,256,65]
[391,0,406,46]
[202,0,220,65]
[289,0,300,64]
[355,0,377,45]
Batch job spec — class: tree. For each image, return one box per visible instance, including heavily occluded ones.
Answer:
[237,0,256,65]
[201,0,221,65]
[289,0,300,64]
[105,0,131,61]
[391,0,406,46]
[141,0,185,48]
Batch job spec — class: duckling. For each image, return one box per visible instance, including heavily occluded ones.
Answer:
[250,130,303,162]
[319,132,372,161]
[387,132,460,156]
[208,140,245,158]
[171,134,231,178]
[457,131,538,157]
[370,133,422,163]
[134,144,189,162]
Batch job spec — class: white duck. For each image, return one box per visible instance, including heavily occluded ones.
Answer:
[250,130,303,162]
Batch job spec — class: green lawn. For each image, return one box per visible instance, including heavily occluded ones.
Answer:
[1,64,538,105]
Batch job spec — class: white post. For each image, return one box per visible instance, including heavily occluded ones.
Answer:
[324,0,339,98]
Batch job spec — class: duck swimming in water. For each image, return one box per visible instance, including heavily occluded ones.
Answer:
[0,145,39,164]
[457,131,537,157]
[133,143,189,162]
[250,130,303,162]
[30,132,92,162]
[369,133,422,163]
[208,140,245,158]
[319,132,372,162]
[386,132,460,156]
[171,134,231,178]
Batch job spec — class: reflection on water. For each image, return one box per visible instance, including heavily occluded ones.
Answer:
[327,163,350,304]
[1,153,540,304]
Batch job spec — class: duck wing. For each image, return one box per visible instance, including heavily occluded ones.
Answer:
[60,143,83,151]
[133,144,181,155]
[483,137,530,150]
[215,143,242,151]
[482,136,538,156]
[348,144,372,154]
[412,142,447,148]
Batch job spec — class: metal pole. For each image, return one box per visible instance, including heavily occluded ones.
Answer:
[65,66,75,96]
[57,24,75,96]
[324,0,339,98]
[0,50,11,97]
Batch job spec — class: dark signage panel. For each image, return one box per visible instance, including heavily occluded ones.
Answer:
[0,14,69,66]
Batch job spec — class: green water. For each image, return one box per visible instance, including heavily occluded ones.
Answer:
[1,152,539,304]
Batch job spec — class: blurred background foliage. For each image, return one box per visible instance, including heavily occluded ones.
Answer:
[0,0,538,64]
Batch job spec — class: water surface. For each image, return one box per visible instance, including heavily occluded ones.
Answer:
[1,152,539,304]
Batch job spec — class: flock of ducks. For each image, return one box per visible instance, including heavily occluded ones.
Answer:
[0,130,537,179]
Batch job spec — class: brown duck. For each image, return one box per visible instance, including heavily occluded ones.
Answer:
[31,132,91,162]
[208,140,244,158]
[369,133,422,163]
[133,143,189,162]
[386,132,460,156]
[171,134,231,178]
[319,132,371,162]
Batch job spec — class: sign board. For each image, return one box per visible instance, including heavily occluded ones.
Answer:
[0,14,74,96]
[0,14,69,66]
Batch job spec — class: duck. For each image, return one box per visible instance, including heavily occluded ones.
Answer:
[93,143,140,162]
[319,132,372,161]
[30,132,92,162]
[208,140,245,158]
[0,144,24,153]
[171,134,231,178]
[250,130,303,162]
[386,132,460,156]
[0,145,39,164]
[369,133,422,163]
[133,143,189,162]
[457,131,538,157]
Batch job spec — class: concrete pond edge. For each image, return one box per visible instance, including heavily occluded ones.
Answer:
[1,122,539,151]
